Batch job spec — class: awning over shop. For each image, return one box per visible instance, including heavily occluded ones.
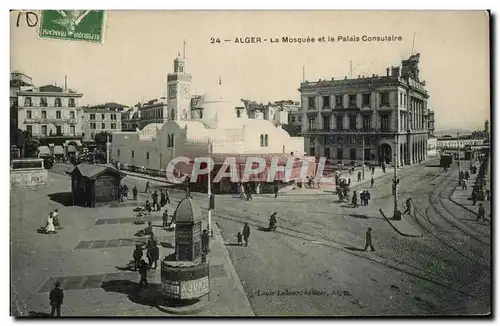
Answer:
[53,145,64,155]
[37,146,51,156]
[67,145,77,152]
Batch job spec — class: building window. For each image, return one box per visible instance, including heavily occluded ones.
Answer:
[308,116,316,130]
[323,96,330,108]
[101,114,105,120]
[363,93,371,107]
[70,111,75,119]
[117,149,120,158]
[380,113,390,131]
[308,97,316,110]
[168,134,175,148]
[90,114,95,120]
[337,147,343,160]
[55,98,62,107]
[41,111,47,119]
[264,134,269,147]
[26,125,32,134]
[380,92,390,107]
[335,95,343,108]
[56,126,62,136]
[90,123,96,129]
[131,150,135,158]
[362,115,372,130]
[364,149,371,161]
[349,115,357,130]
[56,111,61,119]
[336,116,343,130]
[298,116,302,122]
[291,116,296,123]
[400,93,403,106]
[24,97,32,106]
[101,123,105,129]
[236,110,241,118]
[41,125,47,136]
[69,98,76,107]
[111,123,116,129]
[40,97,47,107]
[146,152,150,160]
[349,94,357,108]
[70,125,75,135]
[260,134,264,147]
[322,116,330,130]
[26,110,32,119]
[349,148,357,161]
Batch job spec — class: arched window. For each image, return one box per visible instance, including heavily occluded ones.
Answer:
[171,134,175,148]
[265,134,269,147]
[260,134,264,147]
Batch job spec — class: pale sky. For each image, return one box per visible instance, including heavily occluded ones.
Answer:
[10,10,490,131]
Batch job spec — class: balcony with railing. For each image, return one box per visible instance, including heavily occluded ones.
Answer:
[24,118,77,124]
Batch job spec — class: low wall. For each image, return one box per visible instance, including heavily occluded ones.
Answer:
[10,168,48,188]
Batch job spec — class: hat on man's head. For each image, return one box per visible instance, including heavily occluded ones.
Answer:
[367,227,372,231]
[55,282,61,287]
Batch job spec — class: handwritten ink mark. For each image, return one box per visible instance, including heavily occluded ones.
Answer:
[16,11,39,28]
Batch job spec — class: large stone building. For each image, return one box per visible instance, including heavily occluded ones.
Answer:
[299,53,430,166]
[121,106,140,131]
[427,109,435,136]
[82,106,123,141]
[111,55,305,186]
[138,98,168,129]
[12,72,84,149]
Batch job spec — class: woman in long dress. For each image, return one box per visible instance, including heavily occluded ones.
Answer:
[45,213,56,234]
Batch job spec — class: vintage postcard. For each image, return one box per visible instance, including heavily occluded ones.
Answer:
[9,10,491,317]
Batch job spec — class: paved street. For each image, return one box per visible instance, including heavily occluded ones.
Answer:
[209,159,491,316]
[11,160,490,316]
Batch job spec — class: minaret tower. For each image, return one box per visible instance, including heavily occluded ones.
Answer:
[166,40,192,121]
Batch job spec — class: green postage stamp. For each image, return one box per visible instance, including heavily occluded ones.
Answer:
[38,10,106,43]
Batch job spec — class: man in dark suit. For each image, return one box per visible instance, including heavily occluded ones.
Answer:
[49,282,64,316]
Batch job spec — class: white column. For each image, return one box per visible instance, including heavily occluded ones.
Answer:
[343,94,349,109]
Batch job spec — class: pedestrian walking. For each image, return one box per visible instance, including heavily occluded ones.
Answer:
[371,166,375,175]
[152,190,159,210]
[49,282,64,316]
[472,190,477,206]
[382,163,386,173]
[145,181,150,194]
[363,227,375,252]
[237,232,243,246]
[351,191,358,208]
[462,180,468,190]
[366,190,371,206]
[403,197,412,215]
[162,208,169,228]
[133,244,143,271]
[477,203,485,222]
[357,171,362,182]
[370,176,374,188]
[274,183,279,199]
[243,222,250,247]
[133,186,138,200]
[165,188,171,204]
[160,189,166,207]
[138,259,149,289]
[185,176,192,198]
[44,212,56,234]
[146,240,160,269]
[144,200,152,213]
[465,171,470,181]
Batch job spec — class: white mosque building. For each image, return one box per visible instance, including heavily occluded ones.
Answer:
[110,54,305,191]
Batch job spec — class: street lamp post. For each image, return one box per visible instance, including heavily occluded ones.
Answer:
[392,134,400,219]
[106,133,111,164]
[207,138,213,238]
[361,135,365,180]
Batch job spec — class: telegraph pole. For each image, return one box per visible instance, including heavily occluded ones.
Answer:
[361,135,365,180]
[106,133,111,164]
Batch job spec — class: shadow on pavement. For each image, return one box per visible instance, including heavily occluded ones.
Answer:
[348,214,368,219]
[344,246,366,252]
[101,280,159,307]
[159,241,174,249]
[27,311,52,317]
[257,226,272,232]
[225,243,244,247]
[47,192,74,206]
